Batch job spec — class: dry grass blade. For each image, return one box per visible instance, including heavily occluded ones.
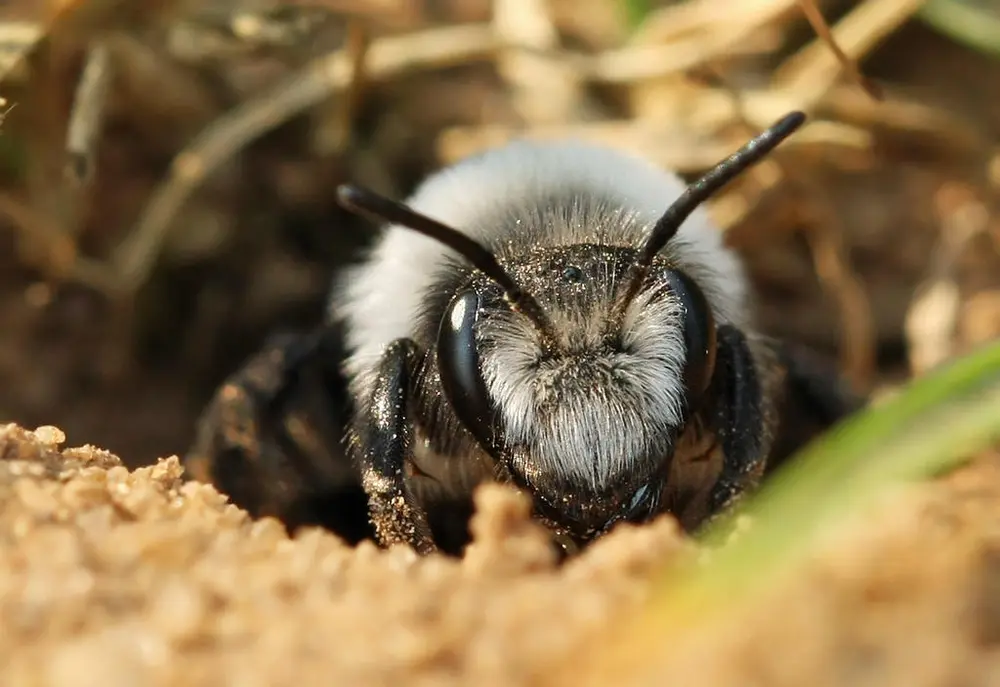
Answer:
[775,0,928,105]
[65,41,112,187]
[905,185,990,375]
[629,0,795,45]
[0,192,118,292]
[578,32,778,84]
[802,200,877,389]
[114,22,498,297]
[437,118,871,171]
[494,0,590,124]
[311,18,370,156]
[283,0,419,21]
[796,0,883,100]
[1,0,186,81]
[823,83,983,154]
[583,0,795,84]
[0,21,42,80]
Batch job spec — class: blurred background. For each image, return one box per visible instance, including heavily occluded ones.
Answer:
[0,0,997,469]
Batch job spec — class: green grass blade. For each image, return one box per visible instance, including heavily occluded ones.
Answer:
[919,0,1000,58]
[572,339,1000,683]
[621,0,654,32]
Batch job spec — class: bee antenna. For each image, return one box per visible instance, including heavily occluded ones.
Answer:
[615,110,807,316]
[336,184,559,349]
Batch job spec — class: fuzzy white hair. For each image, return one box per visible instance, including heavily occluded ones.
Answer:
[478,276,688,490]
[335,140,746,369]
[332,139,748,491]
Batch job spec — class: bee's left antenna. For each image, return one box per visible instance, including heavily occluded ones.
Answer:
[336,184,559,349]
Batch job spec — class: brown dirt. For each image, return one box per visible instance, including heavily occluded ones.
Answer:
[2,1,1000,685]
[2,423,1000,687]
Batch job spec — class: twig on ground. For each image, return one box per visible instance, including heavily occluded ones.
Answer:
[800,190,877,389]
[774,0,927,105]
[0,192,119,293]
[905,184,990,375]
[114,22,499,297]
[795,0,883,100]
[436,113,872,170]
[65,41,112,187]
[0,21,42,80]
[493,0,592,124]
[311,18,370,156]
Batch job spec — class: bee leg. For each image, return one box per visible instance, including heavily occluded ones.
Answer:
[350,338,438,555]
[184,327,374,543]
[706,325,777,514]
[706,327,866,514]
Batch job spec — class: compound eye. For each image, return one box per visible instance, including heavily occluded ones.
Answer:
[623,483,656,523]
[666,270,717,410]
[437,290,498,454]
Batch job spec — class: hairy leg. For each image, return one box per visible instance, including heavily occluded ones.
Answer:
[706,325,775,515]
[347,338,438,554]
[707,327,864,515]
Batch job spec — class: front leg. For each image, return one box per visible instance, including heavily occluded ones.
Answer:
[705,324,774,515]
[349,338,438,555]
[707,325,865,515]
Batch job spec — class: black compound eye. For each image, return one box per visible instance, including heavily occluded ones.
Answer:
[624,483,656,522]
[562,265,584,283]
[437,290,498,455]
[666,270,717,409]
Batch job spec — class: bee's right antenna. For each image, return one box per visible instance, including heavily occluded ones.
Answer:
[614,110,807,317]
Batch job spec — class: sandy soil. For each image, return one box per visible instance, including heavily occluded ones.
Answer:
[2,3,1000,686]
[2,421,999,687]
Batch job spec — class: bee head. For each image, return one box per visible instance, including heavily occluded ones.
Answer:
[336,111,805,543]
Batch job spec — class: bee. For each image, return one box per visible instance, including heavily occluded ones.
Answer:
[185,110,862,557]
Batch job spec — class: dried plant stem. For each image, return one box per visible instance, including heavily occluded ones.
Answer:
[630,0,795,47]
[115,22,498,296]
[795,0,883,99]
[493,0,590,124]
[802,200,877,389]
[0,21,42,79]
[311,19,370,156]
[585,0,796,84]
[0,193,119,293]
[437,113,872,170]
[65,41,112,186]
[823,83,981,154]
[905,186,990,375]
[774,0,927,104]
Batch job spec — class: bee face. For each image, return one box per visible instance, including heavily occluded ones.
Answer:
[188,112,858,560]
[434,243,717,537]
